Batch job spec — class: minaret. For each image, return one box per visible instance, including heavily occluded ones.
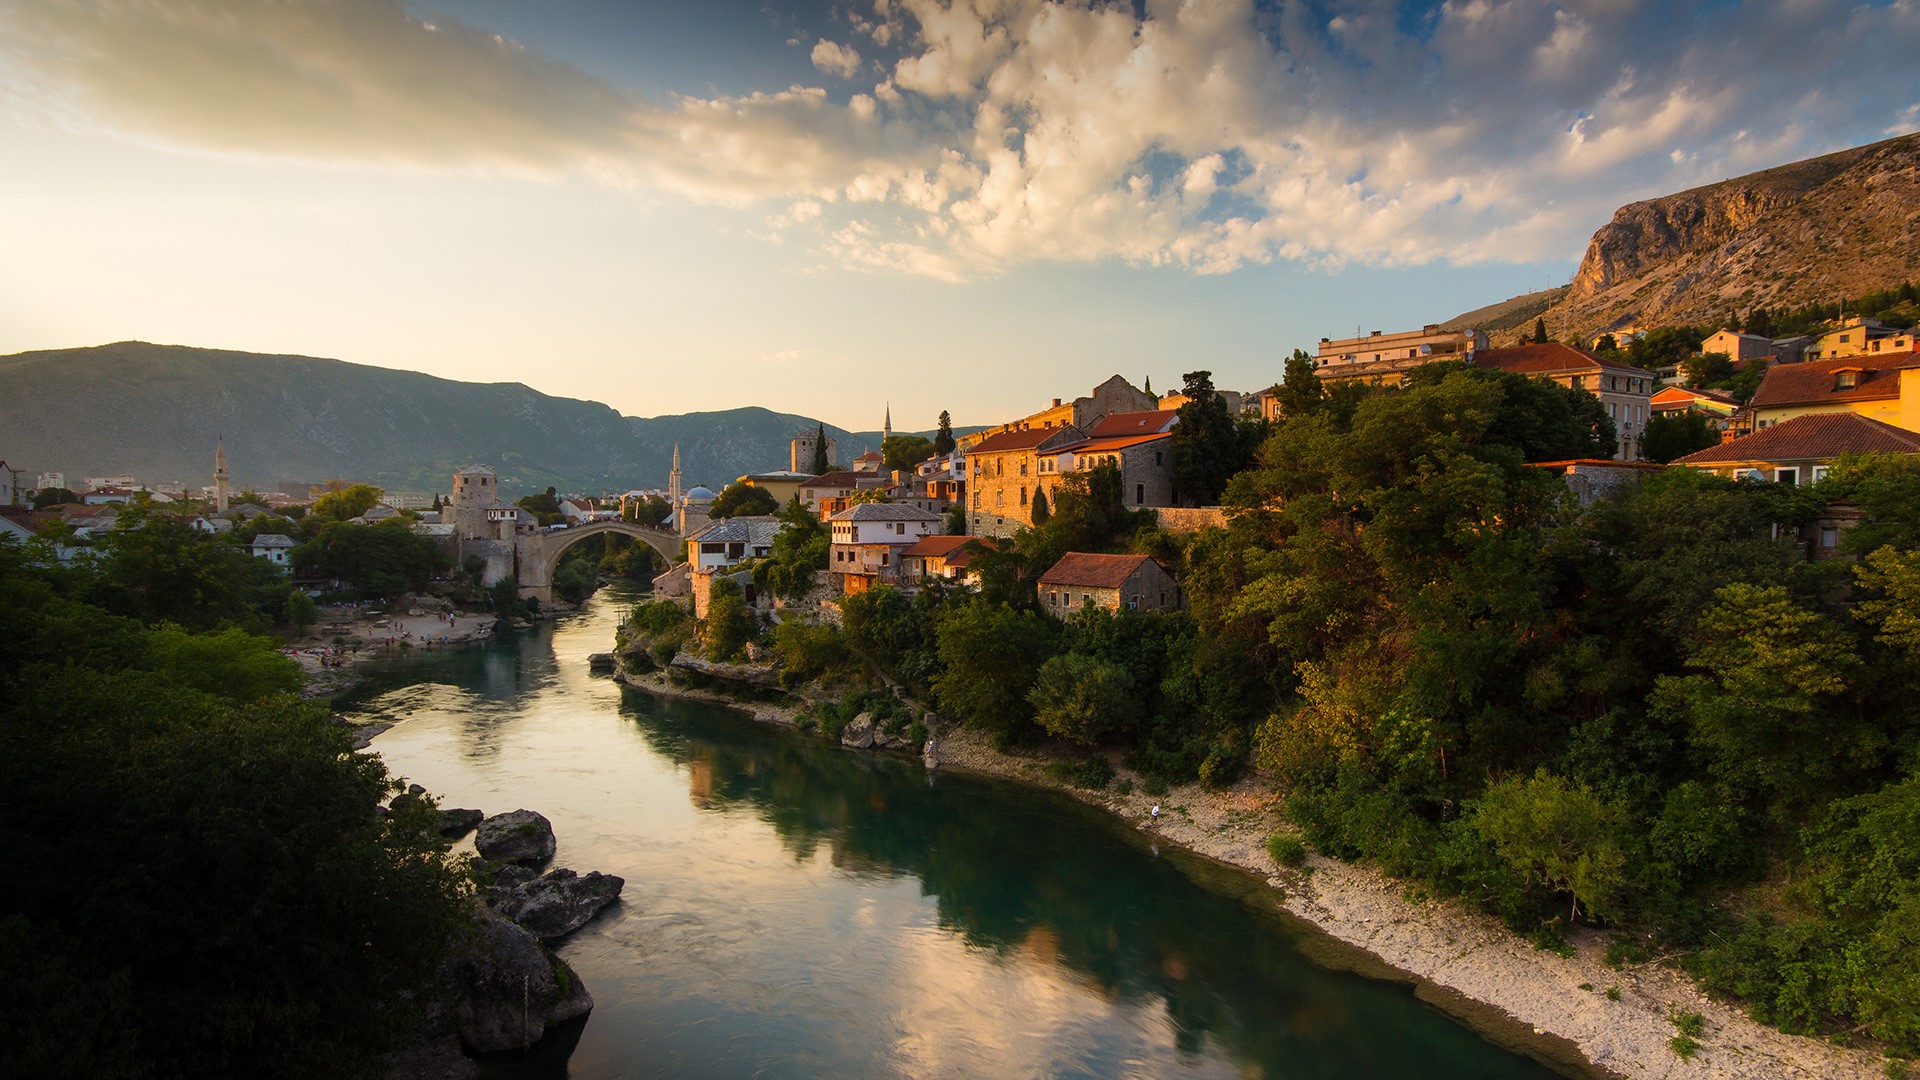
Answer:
[213,437,230,513]
[668,442,682,534]
[883,403,892,444]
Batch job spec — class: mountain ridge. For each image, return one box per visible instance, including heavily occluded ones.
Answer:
[0,341,941,496]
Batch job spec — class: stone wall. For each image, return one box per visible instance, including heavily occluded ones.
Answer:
[1154,506,1228,534]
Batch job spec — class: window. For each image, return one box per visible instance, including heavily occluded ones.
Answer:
[973,492,980,508]
[1813,465,1830,481]
[1820,527,1839,548]
[1136,483,1145,505]
[1835,371,1859,390]
[1776,468,1799,486]
[1019,487,1026,506]
[1020,461,1027,476]
[1154,450,1163,466]
[996,460,1004,477]
[881,553,889,566]
[996,490,1003,507]
[896,522,905,534]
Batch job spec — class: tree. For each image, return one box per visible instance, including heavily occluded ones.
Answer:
[752,497,829,600]
[702,576,756,662]
[709,482,779,519]
[1170,370,1243,506]
[1745,308,1774,338]
[1470,770,1629,922]
[1641,411,1722,463]
[516,486,564,525]
[1029,488,1051,526]
[1533,317,1550,344]
[934,411,956,456]
[285,588,317,636]
[625,495,672,527]
[31,486,76,509]
[1272,349,1323,420]
[308,483,384,522]
[1143,375,1153,397]
[944,500,968,535]
[882,434,936,472]
[1681,351,1735,389]
[811,423,830,475]
[1029,652,1137,745]
[931,600,1060,735]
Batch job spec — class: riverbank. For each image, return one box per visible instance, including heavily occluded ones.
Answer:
[617,664,1889,1080]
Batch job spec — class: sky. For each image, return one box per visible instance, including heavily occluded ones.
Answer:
[3,1,1917,431]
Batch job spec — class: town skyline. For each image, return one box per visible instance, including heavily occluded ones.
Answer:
[4,0,1918,430]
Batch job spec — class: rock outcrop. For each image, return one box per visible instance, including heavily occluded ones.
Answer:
[1481,132,1920,342]
[840,712,876,750]
[486,868,625,942]
[436,808,484,839]
[474,809,557,869]
[452,908,594,1053]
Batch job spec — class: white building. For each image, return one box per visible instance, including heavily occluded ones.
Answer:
[685,515,780,572]
[250,533,296,568]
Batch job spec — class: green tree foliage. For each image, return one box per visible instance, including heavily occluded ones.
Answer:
[516,486,564,525]
[882,434,936,472]
[307,483,384,522]
[1627,327,1707,372]
[31,486,76,509]
[1641,411,1722,464]
[1029,487,1051,525]
[1171,370,1252,506]
[286,588,317,635]
[0,557,471,1077]
[1029,652,1136,745]
[1471,771,1629,922]
[1533,317,1550,344]
[943,500,968,536]
[702,576,756,662]
[91,505,290,631]
[709,482,779,519]
[934,410,956,456]
[624,495,672,527]
[1681,351,1735,389]
[931,600,1060,736]
[291,519,449,599]
[811,422,830,475]
[1272,349,1323,419]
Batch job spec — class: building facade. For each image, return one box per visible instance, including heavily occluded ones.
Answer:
[1037,553,1184,619]
[1315,325,1488,386]
[827,502,942,591]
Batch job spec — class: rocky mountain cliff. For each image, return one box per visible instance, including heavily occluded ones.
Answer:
[1502,132,1920,342]
[0,342,901,497]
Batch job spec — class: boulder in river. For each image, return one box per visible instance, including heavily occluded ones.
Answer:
[587,652,615,673]
[474,809,557,869]
[453,908,594,1053]
[437,808,484,839]
[841,712,876,750]
[488,868,625,942]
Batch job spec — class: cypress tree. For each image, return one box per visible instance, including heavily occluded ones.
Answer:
[810,423,829,475]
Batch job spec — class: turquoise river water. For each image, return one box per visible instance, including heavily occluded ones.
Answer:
[345,584,1573,1079]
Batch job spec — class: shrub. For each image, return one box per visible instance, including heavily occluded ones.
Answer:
[1267,833,1308,867]
[1046,756,1115,790]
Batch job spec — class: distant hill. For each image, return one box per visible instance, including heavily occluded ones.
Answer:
[1439,286,1569,338]
[0,342,939,496]
[1449,132,1920,344]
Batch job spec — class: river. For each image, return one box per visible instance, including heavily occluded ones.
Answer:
[346,585,1570,1079]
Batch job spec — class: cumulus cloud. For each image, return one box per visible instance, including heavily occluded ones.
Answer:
[5,0,1918,279]
[811,39,864,79]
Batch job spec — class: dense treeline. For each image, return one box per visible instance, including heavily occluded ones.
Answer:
[700,361,1920,1055]
[0,536,472,1078]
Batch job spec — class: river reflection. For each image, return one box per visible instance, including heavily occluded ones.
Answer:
[352,588,1568,1080]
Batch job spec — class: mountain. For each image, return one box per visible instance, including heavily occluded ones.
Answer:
[0,341,901,496]
[1457,132,1920,343]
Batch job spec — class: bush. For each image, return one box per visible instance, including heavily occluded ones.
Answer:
[1046,756,1115,790]
[1267,833,1308,867]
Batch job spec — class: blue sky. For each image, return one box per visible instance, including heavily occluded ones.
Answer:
[2,0,1915,430]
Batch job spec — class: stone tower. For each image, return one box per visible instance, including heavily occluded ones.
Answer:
[213,437,230,513]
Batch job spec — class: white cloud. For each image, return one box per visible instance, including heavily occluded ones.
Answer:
[811,39,864,80]
[6,0,1918,281]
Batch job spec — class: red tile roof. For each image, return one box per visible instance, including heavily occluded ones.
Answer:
[899,534,999,567]
[1088,410,1179,437]
[1676,413,1920,465]
[1038,552,1161,589]
[1747,350,1916,409]
[969,426,1079,454]
[1651,386,1738,406]
[1475,343,1654,378]
[1068,431,1173,454]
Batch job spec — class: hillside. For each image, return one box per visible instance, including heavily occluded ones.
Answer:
[1517,131,1920,342]
[0,342,892,496]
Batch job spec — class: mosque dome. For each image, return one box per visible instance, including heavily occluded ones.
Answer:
[684,485,717,500]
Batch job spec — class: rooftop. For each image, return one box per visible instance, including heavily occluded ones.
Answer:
[686,515,782,545]
[802,470,862,488]
[828,502,943,522]
[1677,413,1920,465]
[1038,551,1161,589]
[251,533,297,548]
[969,425,1082,454]
[1088,410,1179,437]
[1747,350,1917,409]
[1474,343,1655,379]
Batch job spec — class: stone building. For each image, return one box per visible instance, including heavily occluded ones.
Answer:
[790,429,838,473]
[1037,553,1183,619]
[827,502,942,592]
[966,424,1085,537]
[445,464,526,586]
[1315,324,1488,386]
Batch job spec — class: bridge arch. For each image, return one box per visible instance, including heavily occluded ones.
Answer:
[515,520,682,601]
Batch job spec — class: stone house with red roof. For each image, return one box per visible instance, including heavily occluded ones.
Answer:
[1037,552,1183,619]
[1674,412,1920,486]
[1744,349,1920,434]
[1038,409,1180,513]
[966,424,1087,537]
[899,534,992,586]
[1473,344,1657,461]
[827,502,942,593]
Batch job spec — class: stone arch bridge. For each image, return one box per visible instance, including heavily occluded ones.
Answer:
[515,520,682,602]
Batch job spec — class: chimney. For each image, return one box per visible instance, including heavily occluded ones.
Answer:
[1370,329,1382,337]
[1052,397,1062,407]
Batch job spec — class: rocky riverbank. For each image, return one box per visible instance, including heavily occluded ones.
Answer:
[614,658,1891,1080]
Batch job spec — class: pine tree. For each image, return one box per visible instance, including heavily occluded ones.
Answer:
[934,410,956,456]
[1534,317,1549,344]
[1030,487,1051,525]
[810,423,829,475]
[1144,375,1153,396]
